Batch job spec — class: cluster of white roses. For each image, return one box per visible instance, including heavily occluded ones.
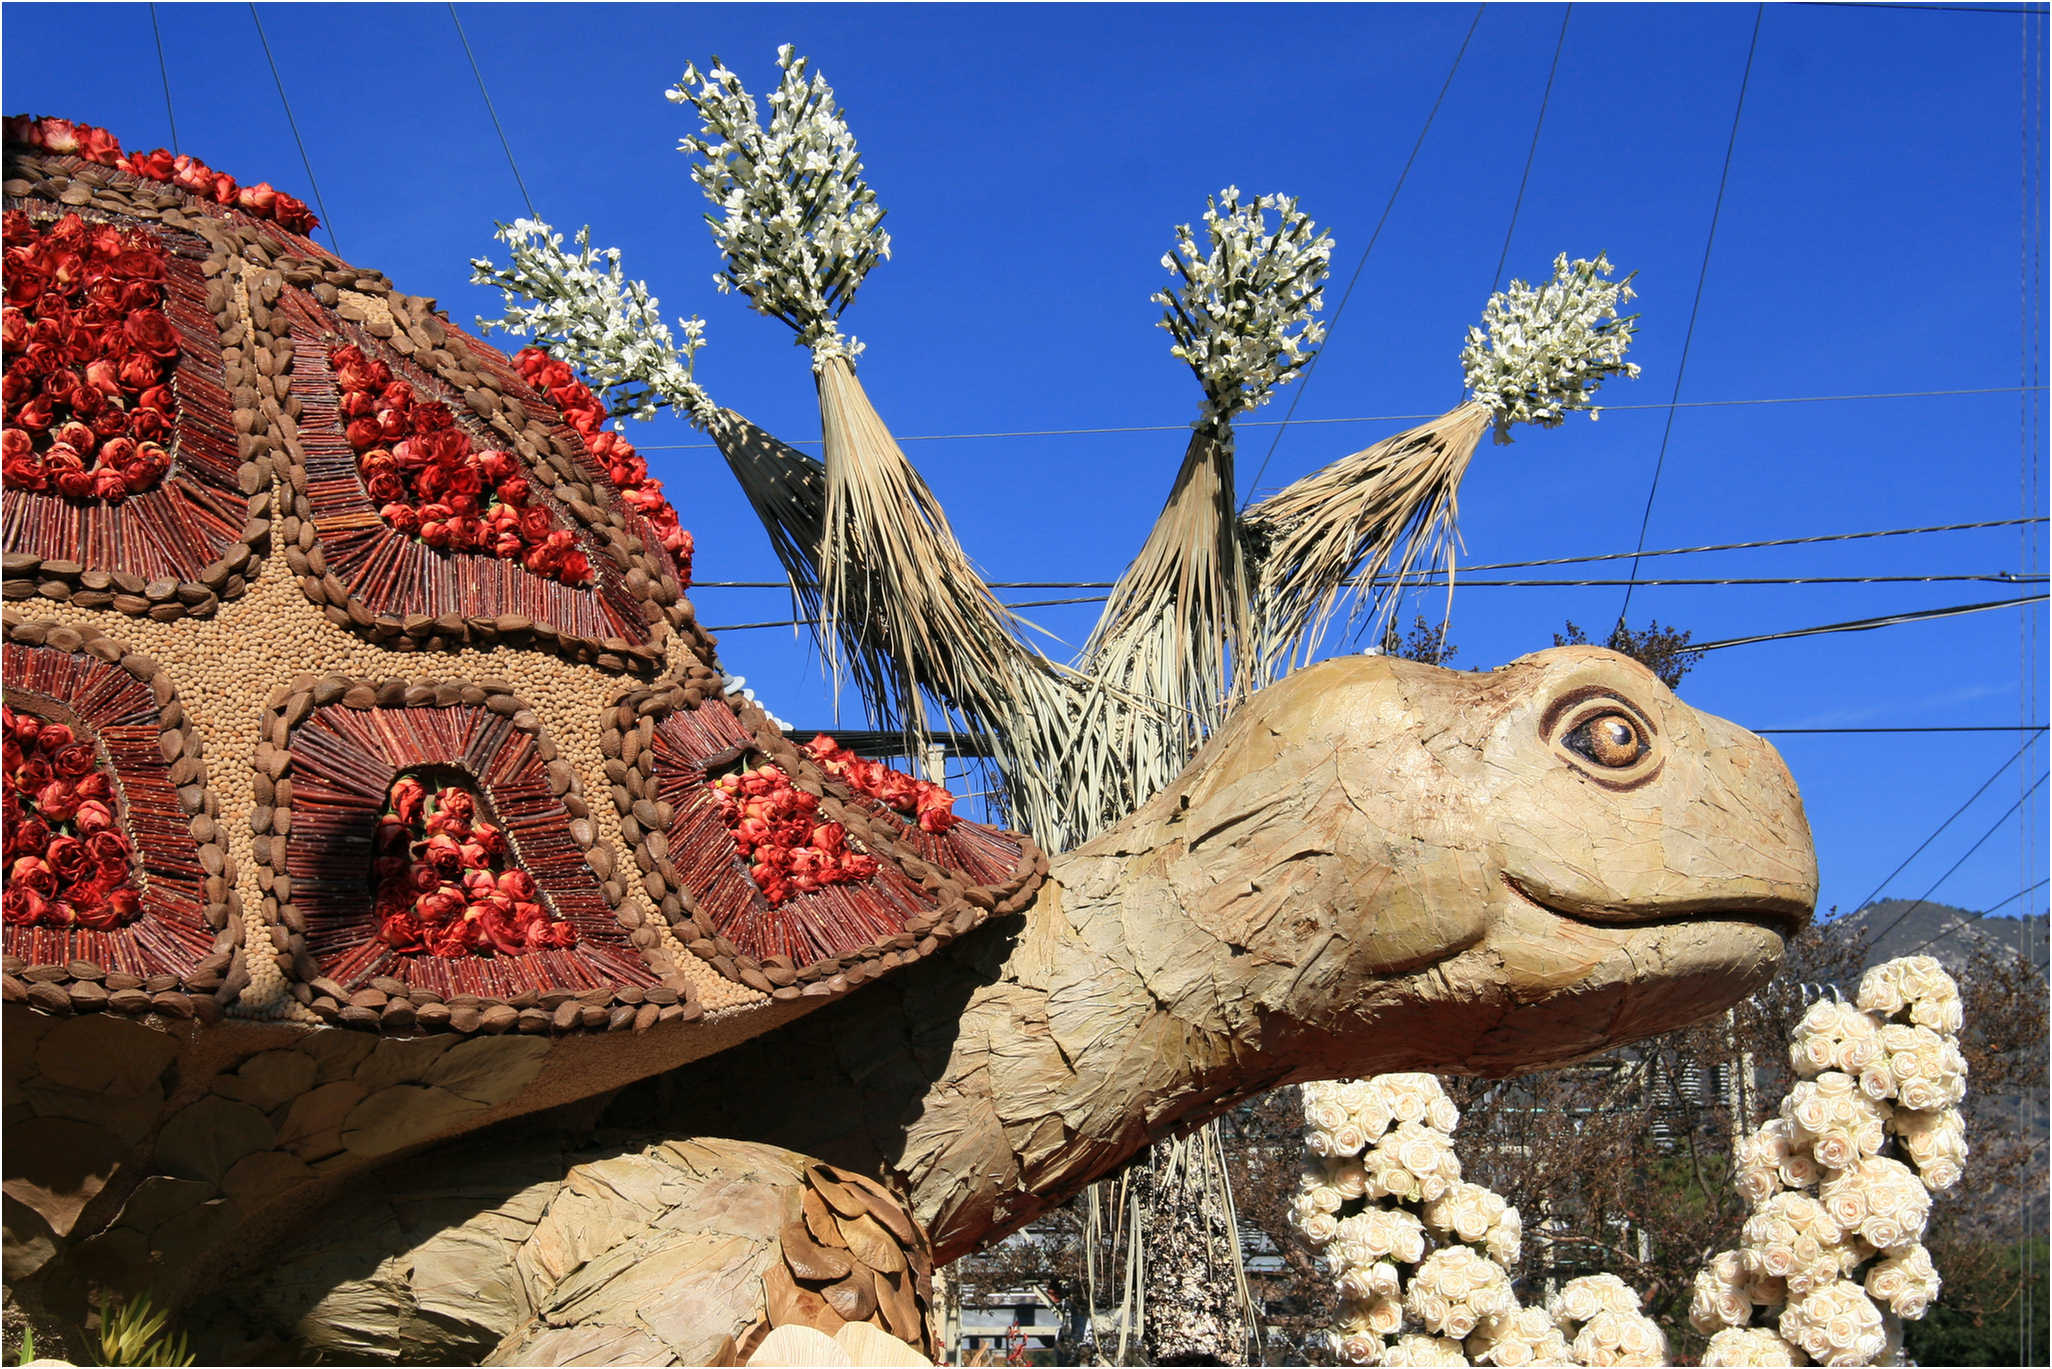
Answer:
[668,44,889,368]
[1296,959,1967,1367]
[1460,253,1640,444]
[1295,1075,1630,1367]
[471,219,716,425]
[1153,187,1332,428]
[1692,957,1968,1367]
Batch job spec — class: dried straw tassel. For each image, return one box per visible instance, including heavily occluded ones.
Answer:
[1241,399,1490,685]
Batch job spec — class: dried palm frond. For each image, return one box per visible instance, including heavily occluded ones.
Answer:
[1240,400,1490,686]
[707,407,828,625]
[1080,425,1251,796]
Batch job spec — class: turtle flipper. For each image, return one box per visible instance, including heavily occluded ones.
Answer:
[194,1132,935,1366]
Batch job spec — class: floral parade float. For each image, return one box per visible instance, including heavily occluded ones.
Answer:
[0,98,1828,1367]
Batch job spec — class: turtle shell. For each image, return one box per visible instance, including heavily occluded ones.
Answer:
[1,122,1044,1036]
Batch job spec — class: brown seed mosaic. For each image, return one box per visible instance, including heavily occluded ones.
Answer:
[1,191,272,619]
[0,613,240,1013]
[257,674,699,1032]
[605,678,1046,993]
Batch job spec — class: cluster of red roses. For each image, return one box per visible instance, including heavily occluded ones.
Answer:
[1,706,142,930]
[802,734,958,834]
[512,347,696,588]
[372,776,578,958]
[331,343,594,586]
[2,211,178,502]
[710,764,878,907]
[4,115,318,236]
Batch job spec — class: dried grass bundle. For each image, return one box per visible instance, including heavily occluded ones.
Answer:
[1241,400,1490,685]
[1080,425,1251,803]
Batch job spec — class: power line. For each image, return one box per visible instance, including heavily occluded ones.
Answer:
[1686,592,2047,652]
[1842,733,2043,919]
[694,573,2045,601]
[1240,4,1485,509]
[635,386,2049,452]
[1619,4,1765,627]
[448,3,540,222]
[705,591,2047,636]
[1487,5,1572,299]
[148,4,179,154]
[1758,725,2048,734]
[1864,768,2050,950]
[247,4,337,253]
[1799,2,2052,13]
[685,517,2051,590]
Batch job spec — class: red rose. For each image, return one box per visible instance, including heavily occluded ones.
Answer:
[11,817,50,856]
[110,248,163,282]
[73,772,111,803]
[40,367,79,407]
[365,471,404,502]
[37,119,80,154]
[379,503,420,534]
[2,885,52,926]
[123,309,179,359]
[50,741,96,777]
[236,182,277,216]
[87,830,131,872]
[117,350,161,391]
[46,835,92,882]
[411,402,455,434]
[344,417,383,450]
[0,427,30,459]
[122,148,176,180]
[0,451,42,491]
[72,896,126,931]
[14,395,54,432]
[75,124,122,165]
[89,405,127,440]
[9,856,57,897]
[125,444,170,489]
[128,407,171,443]
[273,194,317,234]
[88,467,127,501]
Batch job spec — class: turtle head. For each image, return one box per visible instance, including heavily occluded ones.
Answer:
[1160,645,1817,1078]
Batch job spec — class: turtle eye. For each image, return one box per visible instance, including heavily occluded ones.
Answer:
[1564,712,1647,768]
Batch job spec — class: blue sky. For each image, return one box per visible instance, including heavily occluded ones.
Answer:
[5,2,2046,937]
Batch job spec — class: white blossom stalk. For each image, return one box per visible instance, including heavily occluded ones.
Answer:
[1461,252,1640,443]
[471,218,715,427]
[1154,187,1331,428]
[669,44,890,369]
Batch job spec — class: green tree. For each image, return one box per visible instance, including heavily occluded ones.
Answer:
[1553,618,1706,692]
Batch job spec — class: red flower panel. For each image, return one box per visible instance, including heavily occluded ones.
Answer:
[648,700,937,967]
[0,213,247,585]
[277,291,658,655]
[1,640,218,979]
[277,694,656,1001]
[802,734,1030,888]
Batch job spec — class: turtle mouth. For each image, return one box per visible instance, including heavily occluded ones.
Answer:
[1505,874,1810,940]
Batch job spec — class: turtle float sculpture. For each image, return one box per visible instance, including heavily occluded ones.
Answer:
[1,120,1819,1365]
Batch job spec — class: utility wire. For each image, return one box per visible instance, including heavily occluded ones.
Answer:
[1839,733,2043,920]
[693,572,2045,598]
[635,386,2049,452]
[706,591,2047,636]
[449,4,540,221]
[1237,4,1485,509]
[148,4,179,154]
[1686,593,2047,652]
[1861,769,2049,950]
[1487,5,1572,298]
[248,5,338,254]
[1619,4,1764,627]
[1757,725,2048,735]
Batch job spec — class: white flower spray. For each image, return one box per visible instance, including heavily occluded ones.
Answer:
[1294,959,1972,1366]
[668,44,891,370]
[1461,252,1640,444]
[471,219,715,427]
[1154,187,1332,431]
